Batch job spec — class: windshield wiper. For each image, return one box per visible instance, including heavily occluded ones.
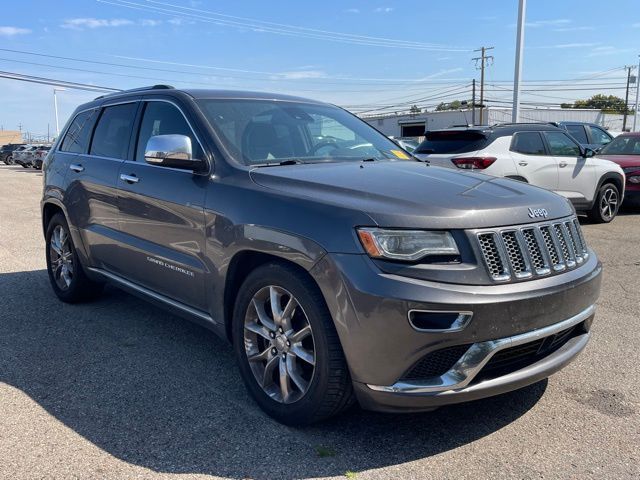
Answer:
[252,159,304,167]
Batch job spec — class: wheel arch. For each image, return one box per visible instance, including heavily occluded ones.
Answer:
[222,250,324,342]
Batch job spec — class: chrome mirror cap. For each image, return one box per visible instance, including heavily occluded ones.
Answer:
[144,134,199,169]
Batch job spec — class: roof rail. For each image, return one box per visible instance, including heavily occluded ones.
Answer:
[95,84,174,100]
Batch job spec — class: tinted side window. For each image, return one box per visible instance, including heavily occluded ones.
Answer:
[565,125,588,144]
[60,110,96,153]
[135,102,203,162]
[588,126,612,145]
[511,132,545,155]
[90,103,137,159]
[544,132,581,156]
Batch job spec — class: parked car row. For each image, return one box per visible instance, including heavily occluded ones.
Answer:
[413,123,635,223]
[0,143,51,169]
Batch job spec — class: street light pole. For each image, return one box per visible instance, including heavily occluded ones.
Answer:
[53,88,66,137]
[634,55,640,132]
[512,0,526,123]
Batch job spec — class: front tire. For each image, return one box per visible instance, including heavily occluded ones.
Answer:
[45,213,104,303]
[232,262,354,425]
[588,182,620,223]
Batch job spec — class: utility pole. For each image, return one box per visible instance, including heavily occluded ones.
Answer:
[622,65,636,131]
[473,46,494,125]
[634,55,640,132]
[471,78,476,125]
[512,0,526,123]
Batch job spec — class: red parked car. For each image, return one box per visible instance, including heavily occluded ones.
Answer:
[596,132,640,207]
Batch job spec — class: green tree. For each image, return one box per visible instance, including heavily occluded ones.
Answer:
[561,94,633,114]
[409,104,422,114]
[435,100,468,111]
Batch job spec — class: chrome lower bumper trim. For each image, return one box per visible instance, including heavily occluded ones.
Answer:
[367,304,595,394]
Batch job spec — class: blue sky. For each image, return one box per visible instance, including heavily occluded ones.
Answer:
[0,0,638,138]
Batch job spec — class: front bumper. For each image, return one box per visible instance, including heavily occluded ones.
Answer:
[310,249,601,412]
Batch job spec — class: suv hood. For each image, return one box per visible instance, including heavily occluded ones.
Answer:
[596,154,640,169]
[250,161,574,229]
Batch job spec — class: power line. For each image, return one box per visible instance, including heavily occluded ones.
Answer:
[0,70,119,92]
[99,0,472,52]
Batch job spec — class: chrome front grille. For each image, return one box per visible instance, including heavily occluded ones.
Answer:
[476,216,588,282]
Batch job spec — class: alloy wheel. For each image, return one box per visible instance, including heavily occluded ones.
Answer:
[243,285,316,404]
[50,225,74,291]
[600,187,618,221]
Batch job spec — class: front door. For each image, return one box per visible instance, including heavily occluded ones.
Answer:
[543,131,596,205]
[511,131,559,190]
[115,100,208,311]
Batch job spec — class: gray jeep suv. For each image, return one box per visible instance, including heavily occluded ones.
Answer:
[42,85,602,425]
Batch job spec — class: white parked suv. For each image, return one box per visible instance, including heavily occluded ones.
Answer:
[413,124,625,223]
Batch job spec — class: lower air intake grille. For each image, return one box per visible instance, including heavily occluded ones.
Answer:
[473,325,581,383]
[401,344,472,381]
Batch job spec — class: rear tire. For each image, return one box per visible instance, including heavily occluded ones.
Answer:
[587,182,620,223]
[232,262,354,425]
[45,213,104,303]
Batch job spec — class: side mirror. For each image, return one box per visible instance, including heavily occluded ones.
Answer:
[582,147,596,158]
[144,134,203,171]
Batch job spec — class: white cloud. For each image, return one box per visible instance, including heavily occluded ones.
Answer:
[275,70,327,80]
[524,19,571,28]
[0,26,31,37]
[345,8,360,14]
[587,46,635,57]
[537,42,601,49]
[374,7,394,13]
[141,19,162,27]
[554,26,595,32]
[61,18,134,30]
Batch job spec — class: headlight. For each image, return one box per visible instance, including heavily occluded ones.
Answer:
[356,228,459,261]
[629,176,640,184]
[623,166,640,174]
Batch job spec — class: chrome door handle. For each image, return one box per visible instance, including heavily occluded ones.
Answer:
[518,161,528,166]
[120,173,139,184]
[69,163,84,172]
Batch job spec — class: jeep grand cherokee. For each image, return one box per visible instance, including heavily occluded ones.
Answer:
[41,85,602,425]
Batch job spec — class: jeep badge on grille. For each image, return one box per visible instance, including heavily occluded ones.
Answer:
[528,208,548,219]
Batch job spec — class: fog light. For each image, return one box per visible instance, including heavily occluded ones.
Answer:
[408,310,472,332]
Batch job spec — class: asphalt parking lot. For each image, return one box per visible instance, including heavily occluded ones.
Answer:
[0,164,638,479]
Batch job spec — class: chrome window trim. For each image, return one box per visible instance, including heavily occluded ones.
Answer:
[56,98,210,174]
[407,310,473,333]
[368,304,595,395]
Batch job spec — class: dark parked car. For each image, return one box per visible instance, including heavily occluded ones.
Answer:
[596,132,640,207]
[32,145,51,170]
[0,143,26,165]
[41,86,602,424]
[552,121,613,151]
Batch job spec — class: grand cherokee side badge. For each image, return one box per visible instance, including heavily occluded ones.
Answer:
[528,207,549,219]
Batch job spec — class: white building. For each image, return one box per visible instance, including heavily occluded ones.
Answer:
[362,107,627,138]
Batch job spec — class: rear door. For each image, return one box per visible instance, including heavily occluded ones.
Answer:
[510,131,559,190]
[66,101,139,270]
[543,130,596,204]
[114,99,208,311]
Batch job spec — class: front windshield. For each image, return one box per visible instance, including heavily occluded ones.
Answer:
[599,135,640,155]
[196,99,411,166]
